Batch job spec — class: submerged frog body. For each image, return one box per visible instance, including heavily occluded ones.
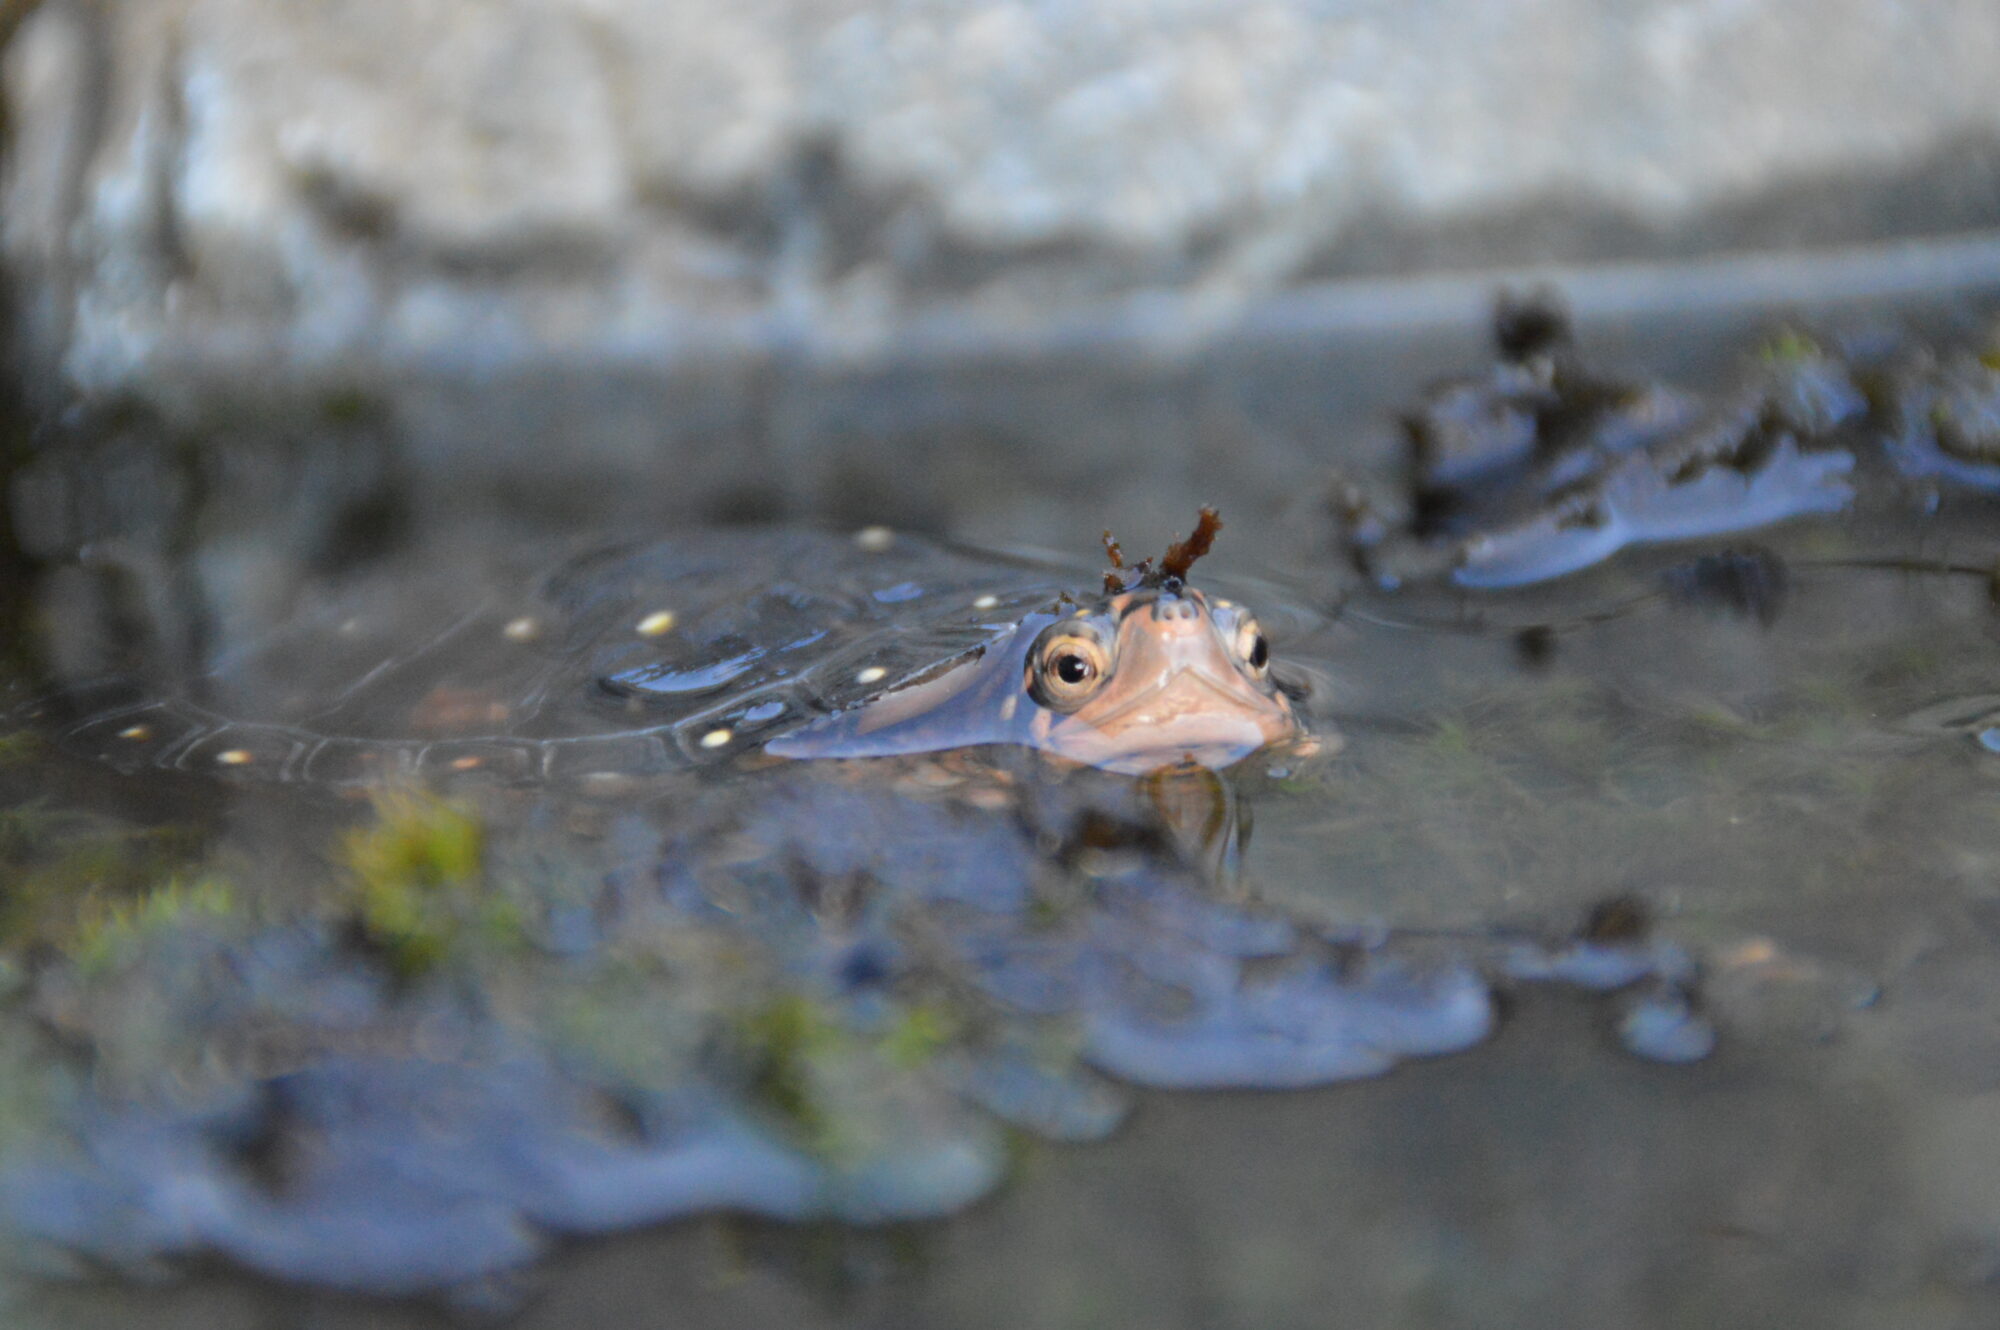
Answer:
[34,525,1306,783]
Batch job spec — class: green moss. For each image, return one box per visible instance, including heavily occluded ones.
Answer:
[344,789,482,890]
[879,1002,958,1069]
[1757,328,1822,365]
[69,876,237,975]
[738,993,843,1147]
[341,790,486,976]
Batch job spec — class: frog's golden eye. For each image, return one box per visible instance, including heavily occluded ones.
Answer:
[1236,618,1270,675]
[1030,627,1113,711]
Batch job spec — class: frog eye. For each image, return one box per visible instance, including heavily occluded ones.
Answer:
[1030,627,1114,711]
[1236,618,1270,675]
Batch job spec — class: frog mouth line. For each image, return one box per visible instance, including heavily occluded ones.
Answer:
[1048,666,1298,772]
[1079,667,1283,735]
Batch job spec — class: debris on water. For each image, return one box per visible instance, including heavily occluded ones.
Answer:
[1577,893,1652,946]
[1490,286,1572,362]
[1488,895,1715,1064]
[1102,506,1224,592]
[1701,936,1881,1048]
[1078,951,1494,1089]
[1345,298,1881,589]
[1501,894,1693,994]
[1882,347,2000,490]
[1661,547,1790,626]
[1100,529,1127,579]
[1616,983,1717,1064]
[1513,624,1559,668]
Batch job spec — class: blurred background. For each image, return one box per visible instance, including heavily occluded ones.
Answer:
[8,0,2000,554]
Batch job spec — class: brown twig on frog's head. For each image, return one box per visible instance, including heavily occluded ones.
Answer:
[1101,506,1223,593]
[1159,506,1223,581]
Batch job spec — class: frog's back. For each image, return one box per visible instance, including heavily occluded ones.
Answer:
[34,529,1075,784]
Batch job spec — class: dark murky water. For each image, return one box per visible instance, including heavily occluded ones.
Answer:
[7,301,2000,1329]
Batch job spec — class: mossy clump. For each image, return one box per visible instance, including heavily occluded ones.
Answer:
[879,1001,959,1070]
[732,990,972,1163]
[69,876,237,976]
[737,993,844,1148]
[341,789,488,976]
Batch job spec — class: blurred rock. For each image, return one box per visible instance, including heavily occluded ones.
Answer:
[8,0,2000,538]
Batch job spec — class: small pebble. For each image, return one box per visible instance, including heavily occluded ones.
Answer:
[972,594,999,610]
[700,728,733,750]
[636,611,677,637]
[502,616,540,642]
[117,725,151,741]
[216,749,254,766]
[856,666,887,685]
[853,526,894,553]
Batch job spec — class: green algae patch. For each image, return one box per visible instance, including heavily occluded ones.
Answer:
[880,1002,960,1070]
[340,789,490,976]
[738,993,845,1149]
[726,988,988,1178]
[1756,327,1823,365]
[68,876,237,976]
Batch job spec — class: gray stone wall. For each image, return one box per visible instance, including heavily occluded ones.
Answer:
[7,0,2000,541]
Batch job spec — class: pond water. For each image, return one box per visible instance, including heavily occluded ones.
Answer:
[5,298,2000,1330]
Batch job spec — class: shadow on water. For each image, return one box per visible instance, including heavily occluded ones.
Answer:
[9,304,2000,1329]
